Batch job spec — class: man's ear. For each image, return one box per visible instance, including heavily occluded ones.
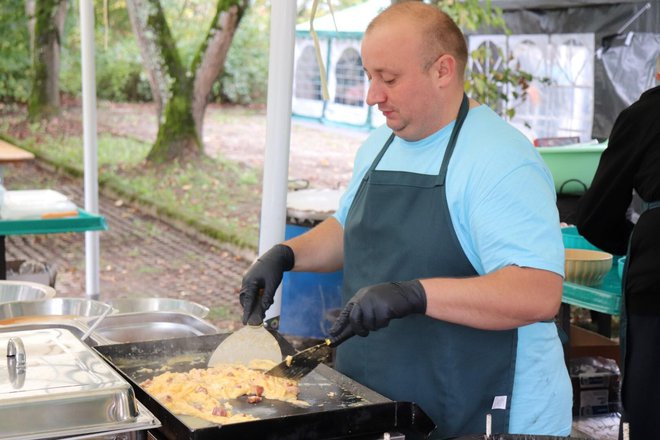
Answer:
[434,54,456,87]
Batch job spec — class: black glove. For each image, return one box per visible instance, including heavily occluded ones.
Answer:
[239,244,295,325]
[328,280,427,339]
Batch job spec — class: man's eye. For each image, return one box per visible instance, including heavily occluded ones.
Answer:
[383,78,395,85]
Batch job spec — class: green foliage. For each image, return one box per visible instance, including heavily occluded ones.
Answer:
[441,0,507,33]
[59,0,153,101]
[0,0,31,102]
[96,40,153,102]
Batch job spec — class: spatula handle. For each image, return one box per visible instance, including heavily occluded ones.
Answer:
[326,326,355,347]
[246,288,266,326]
[246,302,264,326]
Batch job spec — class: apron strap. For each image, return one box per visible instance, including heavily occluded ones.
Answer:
[439,94,470,185]
[365,94,470,184]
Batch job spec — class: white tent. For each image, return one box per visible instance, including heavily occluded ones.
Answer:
[292,0,388,130]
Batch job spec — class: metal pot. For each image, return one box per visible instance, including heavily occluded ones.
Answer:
[0,280,56,304]
[0,297,113,325]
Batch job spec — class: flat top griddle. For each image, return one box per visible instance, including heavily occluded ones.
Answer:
[94,332,435,440]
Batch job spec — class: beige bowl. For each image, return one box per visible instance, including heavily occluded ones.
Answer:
[565,248,613,286]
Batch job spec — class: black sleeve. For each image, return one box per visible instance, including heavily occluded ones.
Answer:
[575,103,639,255]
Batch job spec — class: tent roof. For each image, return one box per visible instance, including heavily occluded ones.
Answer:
[296,0,389,34]
[297,0,649,34]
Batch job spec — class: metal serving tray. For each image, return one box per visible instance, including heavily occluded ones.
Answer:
[88,311,219,344]
[0,328,157,440]
[105,298,209,319]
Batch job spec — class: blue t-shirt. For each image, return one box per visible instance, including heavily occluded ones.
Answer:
[333,105,572,436]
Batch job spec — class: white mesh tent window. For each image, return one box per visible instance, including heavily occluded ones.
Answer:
[324,38,371,126]
[468,33,595,142]
[333,47,365,107]
[295,45,323,101]
[292,37,328,119]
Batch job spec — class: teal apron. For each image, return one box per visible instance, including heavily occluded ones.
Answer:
[337,95,518,439]
[619,200,660,376]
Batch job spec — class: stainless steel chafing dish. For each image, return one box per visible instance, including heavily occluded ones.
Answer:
[1,328,159,440]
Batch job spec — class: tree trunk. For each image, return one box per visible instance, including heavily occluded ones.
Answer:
[27,0,66,120]
[191,3,245,142]
[126,0,248,163]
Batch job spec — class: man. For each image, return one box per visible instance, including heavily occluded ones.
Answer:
[576,57,660,439]
[240,3,571,438]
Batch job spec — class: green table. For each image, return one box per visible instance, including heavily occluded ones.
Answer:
[0,208,107,279]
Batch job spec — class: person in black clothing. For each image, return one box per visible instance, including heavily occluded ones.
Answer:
[576,65,660,439]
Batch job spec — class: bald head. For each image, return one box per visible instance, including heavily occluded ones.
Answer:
[366,2,468,77]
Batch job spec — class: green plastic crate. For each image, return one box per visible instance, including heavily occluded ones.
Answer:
[561,227,621,316]
[538,142,607,195]
[561,226,600,251]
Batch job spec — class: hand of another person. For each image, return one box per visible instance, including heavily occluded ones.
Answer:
[328,280,427,340]
[239,244,295,325]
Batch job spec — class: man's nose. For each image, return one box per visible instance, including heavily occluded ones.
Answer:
[366,82,385,106]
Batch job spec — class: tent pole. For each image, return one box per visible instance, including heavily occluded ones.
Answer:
[79,0,101,300]
[261,1,296,327]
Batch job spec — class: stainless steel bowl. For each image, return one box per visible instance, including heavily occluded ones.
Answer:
[0,280,56,304]
[0,297,113,325]
[106,297,210,318]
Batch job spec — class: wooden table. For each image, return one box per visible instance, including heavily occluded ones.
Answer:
[0,139,34,191]
[0,139,34,163]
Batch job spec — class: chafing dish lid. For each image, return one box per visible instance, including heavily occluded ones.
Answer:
[1,328,140,439]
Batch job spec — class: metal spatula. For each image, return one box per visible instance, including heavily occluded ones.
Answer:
[266,326,355,380]
[208,297,282,367]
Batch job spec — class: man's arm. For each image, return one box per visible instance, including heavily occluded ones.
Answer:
[285,217,344,272]
[421,265,563,330]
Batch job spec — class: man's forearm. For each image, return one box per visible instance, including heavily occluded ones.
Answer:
[285,217,344,273]
[421,266,563,330]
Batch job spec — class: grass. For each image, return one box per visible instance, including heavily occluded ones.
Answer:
[0,117,262,250]
[207,305,237,322]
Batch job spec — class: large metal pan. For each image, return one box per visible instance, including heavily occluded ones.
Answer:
[0,297,113,326]
[0,280,56,304]
[94,332,435,440]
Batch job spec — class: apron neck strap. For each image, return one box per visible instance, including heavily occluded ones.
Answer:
[366,93,471,179]
[438,93,470,185]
